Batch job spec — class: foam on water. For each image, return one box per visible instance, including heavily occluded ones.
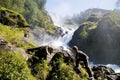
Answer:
[106,64,120,73]
[90,62,120,73]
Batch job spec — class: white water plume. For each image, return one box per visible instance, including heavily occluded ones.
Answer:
[90,62,120,73]
[29,12,77,52]
[41,26,76,50]
[39,13,78,51]
[106,64,120,73]
[29,13,120,73]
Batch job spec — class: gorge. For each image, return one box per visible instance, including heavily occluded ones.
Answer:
[1,0,120,80]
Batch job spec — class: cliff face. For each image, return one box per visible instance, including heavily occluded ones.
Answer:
[69,12,120,65]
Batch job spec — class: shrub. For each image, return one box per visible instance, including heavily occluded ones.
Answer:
[0,50,36,80]
[48,56,88,80]
[0,23,24,42]
[29,59,51,80]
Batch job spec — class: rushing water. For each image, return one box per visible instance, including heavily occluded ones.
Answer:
[30,13,120,73]
[90,62,120,73]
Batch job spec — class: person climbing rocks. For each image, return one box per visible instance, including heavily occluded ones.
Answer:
[69,46,94,80]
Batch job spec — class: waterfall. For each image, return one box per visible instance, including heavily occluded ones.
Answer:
[30,13,120,73]
[40,13,78,51]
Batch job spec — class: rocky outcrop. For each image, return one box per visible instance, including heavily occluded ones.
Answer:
[27,46,73,64]
[50,50,74,65]
[69,12,120,65]
[27,46,54,63]
[27,46,120,80]
[92,65,120,80]
[107,73,120,80]
[0,7,29,27]
[92,66,115,79]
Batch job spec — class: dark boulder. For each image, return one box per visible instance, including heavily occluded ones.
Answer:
[54,27,64,38]
[50,50,74,65]
[0,7,29,27]
[27,46,53,63]
[92,65,116,79]
[27,46,74,64]
[107,73,120,80]
[46,50,74,80]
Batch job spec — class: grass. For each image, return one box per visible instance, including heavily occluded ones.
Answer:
[80,21,97,38]
[32,60,52,80]
[0,50,36,80]
[0,23,24,42]
[0,23,36,49]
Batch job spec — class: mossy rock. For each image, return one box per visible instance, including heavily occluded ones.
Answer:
[78,21,97,39]
[0,7,29,27]
[69,12,120,64]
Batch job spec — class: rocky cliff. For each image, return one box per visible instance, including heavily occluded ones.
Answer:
[69,11,120,65]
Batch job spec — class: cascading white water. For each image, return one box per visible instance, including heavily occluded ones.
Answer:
[40,13,77,51]
[49,13,120,73]
[106,64,120,73]
[30,12,120,73]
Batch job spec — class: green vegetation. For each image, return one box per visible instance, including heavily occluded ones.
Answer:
[27,52,89,80]
[104,12,120,27]
[48,57,88,80]
[30,60,52,80]
[0,7,29,27]
[51,63,88,80]
[80,21,97,38]
[0,23,24,41]
[0,1,93,80]
[13,39,37,50]
[87,14,102,22]
[0,50,36,80]
[70,11,120,65]
[0,0,56,34]
[0,23,36,49]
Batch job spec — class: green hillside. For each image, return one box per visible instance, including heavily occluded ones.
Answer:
[0,1,89,80]
[0,0,56,34]
[69,11,120,65]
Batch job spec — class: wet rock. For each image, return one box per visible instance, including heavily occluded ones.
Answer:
[27,46,54,63]
[55,27,64,38]
[106,73,120,80]
[27,46,74,67]
[92,65,115,79]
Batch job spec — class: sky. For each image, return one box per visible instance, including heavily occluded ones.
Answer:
[45,0,117,17]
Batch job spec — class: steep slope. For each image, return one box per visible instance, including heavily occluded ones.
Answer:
[0,0,56,34]
[0,7,37,80]
[69,12,120,64]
